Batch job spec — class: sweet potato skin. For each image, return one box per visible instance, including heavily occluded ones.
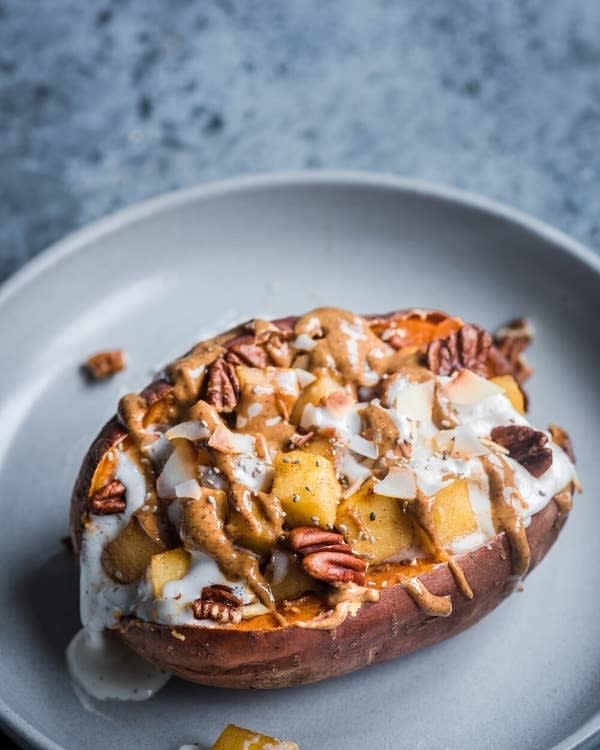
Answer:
[70,311,569,689]
[114,498,564,689]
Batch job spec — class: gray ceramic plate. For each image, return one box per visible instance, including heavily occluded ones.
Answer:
[1,173,599,750]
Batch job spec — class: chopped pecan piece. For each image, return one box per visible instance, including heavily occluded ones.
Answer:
[426,324,492,377]
[83,349,125,380]
[548,424,576,463]
[191,584,242,624]
[140,379,173,406]
[289,527,367,586]
[490,425,553,477]
[493,318,533,383]
[227,337,269,368]
[205,357,240,412]
[254,320,295,367]
[89,480,126,515]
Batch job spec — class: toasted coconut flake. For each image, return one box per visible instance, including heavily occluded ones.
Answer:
[301,402,361,437]
[165,420,210,441]
[434,425,489,458]
[349,433,379,460]
[325,390,354,417]
[337,449,372,485]
[156,441,196,499]
[433,429,455,453]
[342,473,371,499]
[295,368,317,387]
[452,425,489,458]
[445,369,503,405]
[375,466,417,499]
[394,380,435,421]
[208,423,255,454]
[175,478,202,500]
[294,334,317,351]
[241,602,271,619]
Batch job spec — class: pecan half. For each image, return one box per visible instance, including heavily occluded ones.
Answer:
[548,424,576,463]
[289,527,366,586]
[490,425,553,477]
[192,584,242,624]
[83,349,125,380]
[493,318,533,384]
[426,324,492,377]
[302,551,367,585]
[89,480,126,515]
[205,357,240,412]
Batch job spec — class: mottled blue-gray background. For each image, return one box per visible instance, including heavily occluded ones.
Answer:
[2,0,600,285]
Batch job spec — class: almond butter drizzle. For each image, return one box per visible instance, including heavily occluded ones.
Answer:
[295,583,379,630]
[407,489,474,600]
[180,492,278,615]
[117,393,171,547]
[294,307,393,386]
[166,340,226,407]
[481,454,531,577]
[401,577,453,617]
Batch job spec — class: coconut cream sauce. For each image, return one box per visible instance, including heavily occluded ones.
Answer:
[74,307,577,700]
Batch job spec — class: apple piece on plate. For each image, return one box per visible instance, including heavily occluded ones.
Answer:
[211,724,298,750]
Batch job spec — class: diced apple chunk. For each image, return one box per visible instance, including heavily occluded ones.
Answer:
[336,482,417,564]
[431,478,478,547]
[211,724,298,750]
[266,549,316,601]
[148,547,191,598]
[101,517,164,584]
[272,450,340,529]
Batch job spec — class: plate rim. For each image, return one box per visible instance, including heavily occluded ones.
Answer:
[1,170,598,750]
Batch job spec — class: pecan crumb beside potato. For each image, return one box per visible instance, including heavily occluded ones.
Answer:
[83,349,126,380]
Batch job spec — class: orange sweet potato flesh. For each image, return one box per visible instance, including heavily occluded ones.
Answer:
[70,310,569,689]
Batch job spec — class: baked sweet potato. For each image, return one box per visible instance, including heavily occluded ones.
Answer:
[71,307,577,689]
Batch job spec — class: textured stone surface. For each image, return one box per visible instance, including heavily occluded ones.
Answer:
[1,0,600,284]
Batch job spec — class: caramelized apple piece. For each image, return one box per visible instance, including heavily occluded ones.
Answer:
[272,450,340,529]
[211,724,298,750]
[148,547,191,598]
[265,549,316,601]
[336,482,417,564]
[431,478,478,547]
[297,433,338,462]
[101,517,164,583]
